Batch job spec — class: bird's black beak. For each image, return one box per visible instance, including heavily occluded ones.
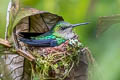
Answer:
[71,22,89,28]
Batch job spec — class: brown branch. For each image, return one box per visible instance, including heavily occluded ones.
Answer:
[0,48,36,62]
[16,49,35,62]
[0,38,11,48]
[0,38,35,62]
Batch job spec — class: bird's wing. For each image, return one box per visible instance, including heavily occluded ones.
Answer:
[19,38,58,47]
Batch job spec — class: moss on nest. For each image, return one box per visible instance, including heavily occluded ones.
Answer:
[31,39,83,80]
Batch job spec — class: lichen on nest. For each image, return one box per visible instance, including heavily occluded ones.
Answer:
[30,39,84,80]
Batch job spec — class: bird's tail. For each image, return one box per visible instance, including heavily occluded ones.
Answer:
[19,38,58,47]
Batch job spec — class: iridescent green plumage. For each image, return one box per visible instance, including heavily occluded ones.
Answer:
[31,34,66,45]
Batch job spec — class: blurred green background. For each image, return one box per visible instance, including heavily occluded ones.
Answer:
[0,0,120,80]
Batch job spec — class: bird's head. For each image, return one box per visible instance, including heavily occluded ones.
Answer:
[52,21,89,39]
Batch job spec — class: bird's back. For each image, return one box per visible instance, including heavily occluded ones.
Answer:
[31,33,66,45]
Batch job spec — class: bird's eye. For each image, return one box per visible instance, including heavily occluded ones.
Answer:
[61,27,66,30]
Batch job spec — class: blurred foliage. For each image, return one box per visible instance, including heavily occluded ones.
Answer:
[0,0,120,80]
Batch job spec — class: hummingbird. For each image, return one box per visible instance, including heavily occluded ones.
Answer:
[19,21,89,47]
